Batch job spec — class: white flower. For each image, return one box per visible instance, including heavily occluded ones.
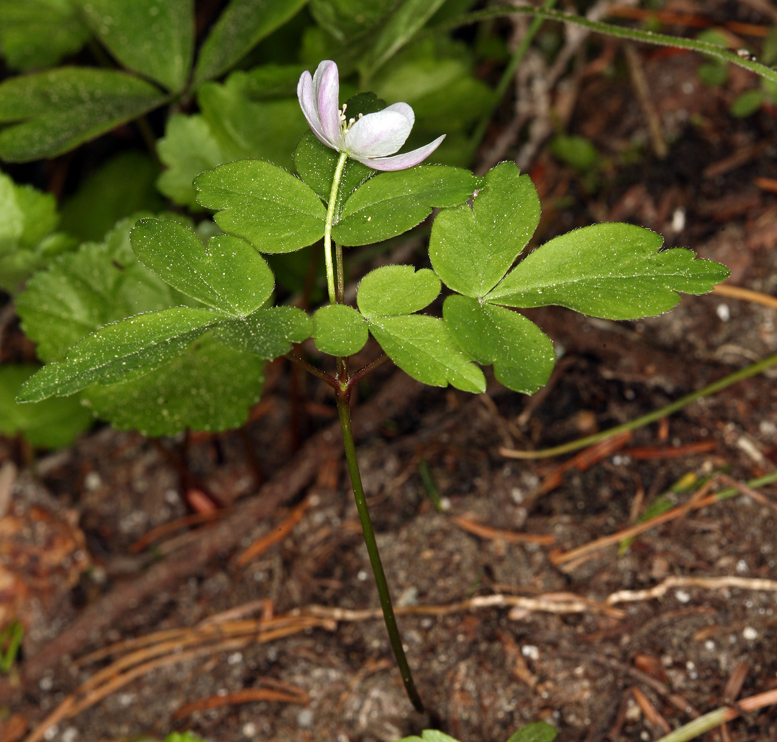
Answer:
[297,60,445,171]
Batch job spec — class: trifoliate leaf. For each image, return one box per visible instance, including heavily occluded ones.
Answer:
[17,307,222,402]
[312,304,368,356]
[429,161,540,298]
[0,0,90,71]
[131,219,274,317]
[0,364,92,447]
[73,0,194,92]
[486,223,731,319]
[334,165,482,246]
[367,315,485,393]
[0,68,167,162]
[216,306,312,359]
[443,295,554,394]
[84,332,265,436]
[195,160,326,253]
[357,265,440,318]
[194,0,309,85]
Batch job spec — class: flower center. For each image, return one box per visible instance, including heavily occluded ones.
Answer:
[339,103,363,133]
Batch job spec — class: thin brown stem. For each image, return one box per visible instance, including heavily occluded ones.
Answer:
[348,353,391,388]
[284,353,340,391]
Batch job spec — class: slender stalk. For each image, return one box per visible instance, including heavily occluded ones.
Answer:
[348,353,391,388]
[284,352,340,391]
[336,390,425,712]
[324,152,349,305]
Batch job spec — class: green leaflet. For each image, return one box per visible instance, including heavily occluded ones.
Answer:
[131,219,274,317]
[0,364,92,448]
[506,722,558,742]
[357,265,440,318]
[194,0,309,85]
[486,223,731,319]
[17,306,222,402]
[443,295,554,394]
[367,315,485,393]
[194,160,326,253]
[0,68,167,162]
[216,306,312,359]
[334,165,483,246]
[429,161,540,298]
[312,304,368,356]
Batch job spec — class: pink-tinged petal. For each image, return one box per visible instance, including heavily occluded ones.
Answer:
[297,70,328,146]
[345,109,413,158]
[353,135,446,171]
[313,61,342,147]
[383,101,415,127]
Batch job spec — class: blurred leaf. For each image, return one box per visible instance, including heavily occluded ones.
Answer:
[73,0,194,92]
[59,152,164,242]
[334,166,482,246]
[548,135,600,172]
[443,295,554,394]
[0,0,90,71]
[762,27,777,66]
[194,0,309,85]
[397,732,461,742]
[730,88,764,117]
[131,219,275,317]
[195,160,326,253]
[84,331,265,436]
[228,64,307,100]
[506,721,558,742]
[0,68,167,162]
[487,224,731,319]
[367,314,485,393]
[429,162,540,298]
[0,365,92,447]
[216,306,312,358]
[696,29,729,87]
[312,303,368,355]
[357,265,440,317]
[309,0,396,42]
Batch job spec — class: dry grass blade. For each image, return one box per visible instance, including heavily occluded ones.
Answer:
[606,576,777,605]
[450,515,555,545]
[173,686,309,720]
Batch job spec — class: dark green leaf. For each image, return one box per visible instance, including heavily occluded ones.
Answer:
[506,721,558,742]
[84,332,265,436]
[0,68,166,162]
[443,295,554,394]
[131,219,274,317]
[73,0,194,92]
[312,304,368,356]
[0,364,92,448]
[334,165,482,246]
[194,160,326,253]
[487,223,731,319]
[17,307,222,402]
[309,0,396,42]
[293,131,374,206]
[194,0,309,85]
[228,65,308,100]
[59,152,164,242]
[730,88,764,118]
[367,314,485,392]
[548,135,600,172]
[216,306,312,359]
[429,162,540,298]
[357,265,440,318]
[0,0,90,71]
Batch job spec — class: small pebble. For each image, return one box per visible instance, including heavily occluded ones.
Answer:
[743,626,758,641]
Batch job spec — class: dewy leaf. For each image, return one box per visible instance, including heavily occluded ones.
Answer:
[312,304,368,356]
[216,306,312,359]
[194,0,309,85]
[131,219,274,317]
[17,307,222,402]
[486,223,731,320]
[16,215,193,362]
[443,295,555,394]
[429,161,541,298]
[334,165,482,246]
[0,0,90,71]
[84,332,265,436]
[73,0,194,92]
[309,0,397,43]
[194,160,326,253]
[357,265,440,318]
[505,721,558,742]
[367,315,485,393]
[0,68,167,162]
[0,364,92,448]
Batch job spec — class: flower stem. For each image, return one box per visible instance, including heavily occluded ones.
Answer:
[336,389,425,712]
[324,151,349,305]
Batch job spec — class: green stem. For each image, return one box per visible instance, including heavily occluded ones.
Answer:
[502,352,777,459]
[336,390,425,712]
[427,7,777,85]
[468,0,558,155]
[324,152,349,305]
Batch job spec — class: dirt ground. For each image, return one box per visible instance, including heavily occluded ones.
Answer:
[2,7,777,742]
